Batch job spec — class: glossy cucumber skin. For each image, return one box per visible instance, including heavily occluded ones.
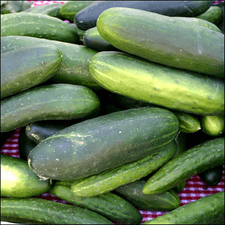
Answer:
[1,44,62,99]
[142,137,224,195]
[97,8,224,78]
[49,185,142,224]
[28,107,179,181]
[70,141,177,197]
[1,198,113,224]
[1,36,101,89]
[114,179,180,211]
[1,155,51,197]
[90,51,224,116]
[1,83,100,132]
[144,191,224,224]
[1,12,79,43]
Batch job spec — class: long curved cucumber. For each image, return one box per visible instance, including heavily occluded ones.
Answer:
[1,44,62,99]
[144,191,224,224]
[28,107,179,181]
[142,137,224,195]
[97,7,224,78]
[89,51,224,116]
[1,83,100,132]
[1,198,112,224]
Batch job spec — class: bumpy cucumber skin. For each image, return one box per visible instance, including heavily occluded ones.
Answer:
[49,185,142,224]
[28,107,179,181]
[1,83,100,132]
[90,51,224,116]
[144,191,224,224]
[1,12,79,43]
[97,8,224,78]
[1,198,113,224]
[1,36,101,89]
[142,137,224,195]
[1,44,62,99]
[1,155,51,197]
[70,141,177,197]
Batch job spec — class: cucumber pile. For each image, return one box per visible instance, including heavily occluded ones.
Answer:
[1,1,224,224]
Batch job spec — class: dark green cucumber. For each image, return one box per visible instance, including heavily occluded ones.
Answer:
[1,154,51,197]
[70,141,177,197]
[1,36,101,89]
[144,191,224,224]
[28,107,179,181]
[142,137,224,195]
[114,179,180,211]
[1,83,100,133]
[1,43,62,99]
[89,51,224,116]
[1,198,113,224]
[49,185,142,224]
[97,8,224,78]
[1,12,79,43]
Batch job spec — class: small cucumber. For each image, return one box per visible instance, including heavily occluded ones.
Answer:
[1,198,113,224]
[70,141,177,197]
[49,185,143,224]
[1,43,62,99]
[144,191,224,224]
[142,137,224,195]
[1,154,51,197]
[114,179,180,211]
[1,83,100,132]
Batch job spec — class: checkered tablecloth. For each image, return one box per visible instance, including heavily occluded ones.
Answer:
[1,1,224,224]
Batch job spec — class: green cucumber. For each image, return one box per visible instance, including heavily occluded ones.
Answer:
[1,36,101,89]
[173,132,187,158]
[1,12,79,43]
[49,185,142,224]
[70,141,177,197]
[144,191,224,224]
[28,107,179,181]
[89,51,224,116]
[142,137,224,195]
[1,154,51,197]
[114,179,180,211]
[1,1,33,14]
[1,43,62,99]
[1,83,100,133]
[1,198,113,224]
[97,7,224,78]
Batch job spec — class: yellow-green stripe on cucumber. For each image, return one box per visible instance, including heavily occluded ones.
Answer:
[142,137,224,195]
[1,83,100,132]
[97,8,224,78]
[49,185,142,224]
[1,198,113,224]
[89,51,224,116]
[28,107,179,181]
[144,191,224,224]
[70,141,177,197]
[1,44,62,99]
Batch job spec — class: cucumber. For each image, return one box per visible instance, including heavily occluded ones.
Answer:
[49,185,143,224]
[173,180,186,193]
[1,198,113,224]
[97,8,224,78]
[1,154,51,197]
[173,132,187,158]
[144,191,224,224]
[1,83,100,133]
[142,137,224,195]
[1,1,33,14]
[28,107,179,181]
[89,51,224,116]
[1,12,79,43]
[201,115,224,136]
[114,179,180,211]
[75,1,213,30]
[1,44,62,99]
[1,36,101,89]
[70,141,177,197]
